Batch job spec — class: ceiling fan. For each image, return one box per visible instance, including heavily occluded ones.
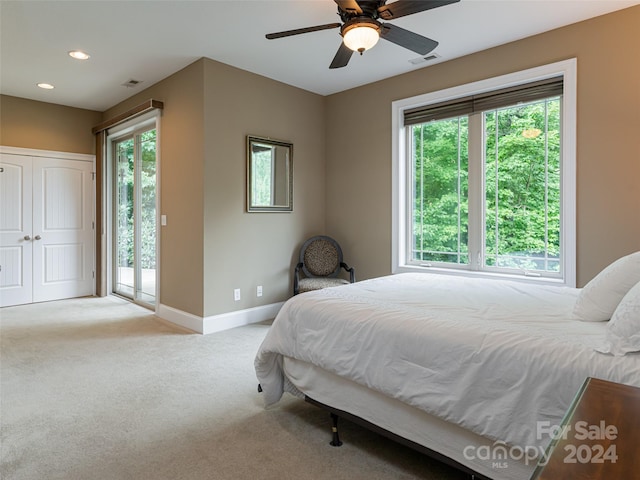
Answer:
[265,0,460,69]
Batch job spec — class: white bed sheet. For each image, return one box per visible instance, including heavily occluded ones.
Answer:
[255,273,640,453]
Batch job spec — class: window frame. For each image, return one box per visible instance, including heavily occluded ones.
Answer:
[392,59,577,287]
[105,109,161,309]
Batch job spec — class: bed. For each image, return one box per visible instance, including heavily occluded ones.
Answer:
[254,271,640,480]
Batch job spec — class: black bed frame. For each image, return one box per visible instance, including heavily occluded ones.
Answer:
[257,383,491,479]
[304,395,491,480]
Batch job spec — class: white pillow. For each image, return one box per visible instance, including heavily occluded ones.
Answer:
[573,251,640,322]
[595,281,640,356]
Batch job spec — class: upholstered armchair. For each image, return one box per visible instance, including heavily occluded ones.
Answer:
[293,235,355,295]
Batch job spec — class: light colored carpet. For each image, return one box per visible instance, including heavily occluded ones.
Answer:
[0,296,467,480]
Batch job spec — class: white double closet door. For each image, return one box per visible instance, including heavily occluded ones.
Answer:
[0,150,94,307]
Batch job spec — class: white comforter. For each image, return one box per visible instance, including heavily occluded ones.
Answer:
[254,273,640,450]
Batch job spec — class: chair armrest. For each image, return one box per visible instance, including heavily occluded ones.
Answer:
[340,262,355,283]
[294,262,304,295]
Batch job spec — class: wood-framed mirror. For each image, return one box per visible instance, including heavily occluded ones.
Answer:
[247,135,293,212]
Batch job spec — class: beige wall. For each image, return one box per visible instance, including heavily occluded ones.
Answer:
[201,59,325,317]
[103,61,207,316]
[3,6,637,319]
[103,58,325,318]
[325,6,640,287]
[0,95,101,154]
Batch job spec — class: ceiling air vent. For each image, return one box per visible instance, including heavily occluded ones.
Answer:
[409,53,441,65]
[121,79,143,88]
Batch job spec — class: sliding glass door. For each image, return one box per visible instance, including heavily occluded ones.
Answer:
[113,128,157,306]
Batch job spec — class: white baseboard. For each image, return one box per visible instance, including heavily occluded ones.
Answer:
[157,302,285,334]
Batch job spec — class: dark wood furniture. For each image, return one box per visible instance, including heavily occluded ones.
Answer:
[531,377,640,480]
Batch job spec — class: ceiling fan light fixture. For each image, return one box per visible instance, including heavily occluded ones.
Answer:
[342,22,380,54]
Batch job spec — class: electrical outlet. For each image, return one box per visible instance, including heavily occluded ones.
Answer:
[234,288,241,301]
[257,285,263,297]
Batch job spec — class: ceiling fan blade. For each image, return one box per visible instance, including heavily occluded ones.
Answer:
[329,42,354,69]
[334,0,362,15]
[377,0,459,20]
[380,24,438,55]
[266,23,341,40]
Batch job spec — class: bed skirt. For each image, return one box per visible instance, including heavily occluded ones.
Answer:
[282,356,539,480]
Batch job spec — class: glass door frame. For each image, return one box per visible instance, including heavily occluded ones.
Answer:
[106,111,160,310]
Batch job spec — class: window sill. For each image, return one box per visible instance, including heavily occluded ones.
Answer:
[393,264,569,287]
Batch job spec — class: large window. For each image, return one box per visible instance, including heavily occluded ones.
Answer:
[393,60,576,286]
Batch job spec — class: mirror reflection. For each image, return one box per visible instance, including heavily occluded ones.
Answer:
[247,136,293,212]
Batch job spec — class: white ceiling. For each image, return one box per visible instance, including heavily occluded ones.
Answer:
[1,0,638,112]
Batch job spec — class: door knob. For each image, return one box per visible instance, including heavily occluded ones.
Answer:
[35,235,42,240]
[24,235,31,241]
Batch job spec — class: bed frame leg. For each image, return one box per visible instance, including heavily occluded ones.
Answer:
[329,413,343,447]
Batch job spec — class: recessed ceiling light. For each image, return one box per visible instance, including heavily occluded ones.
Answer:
[37,83,55,89]
[68,50,90,60]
